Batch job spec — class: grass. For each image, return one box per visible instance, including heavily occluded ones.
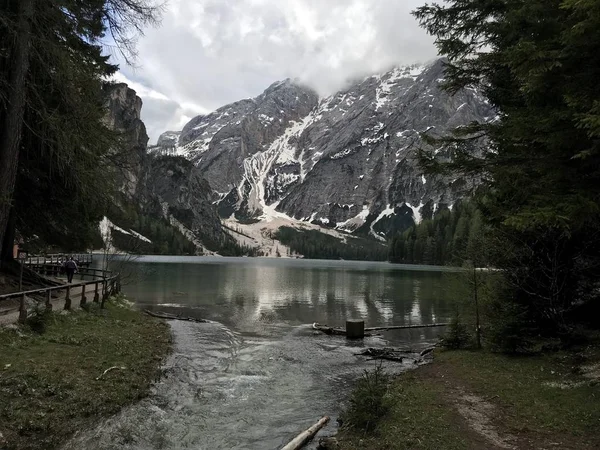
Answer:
[0,296,171,450]
[336,348,600,449]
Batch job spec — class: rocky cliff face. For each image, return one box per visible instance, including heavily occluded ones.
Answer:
[139,155,235,253]
[103,83,149,197]
[154,59,494,240]
[103,83,230,253]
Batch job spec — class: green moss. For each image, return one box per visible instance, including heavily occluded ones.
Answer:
[0,298,171,450]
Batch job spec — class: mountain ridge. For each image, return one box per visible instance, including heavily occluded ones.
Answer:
[151,58,493,243]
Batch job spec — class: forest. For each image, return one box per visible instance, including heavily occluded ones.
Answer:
[274,226,388,261]
[388,202,482,266]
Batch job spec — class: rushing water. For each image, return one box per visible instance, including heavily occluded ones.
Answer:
[67,257,459,450]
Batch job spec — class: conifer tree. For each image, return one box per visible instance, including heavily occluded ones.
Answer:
[0,0,161,260]
[413,0,600,337]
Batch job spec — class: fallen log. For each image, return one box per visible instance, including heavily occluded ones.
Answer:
[312,323,346,336]
[144,309,210,323]
[355,347,411,362]
[96,366,126,380]
[364,323,449,332]
[281,416,330,450]
[312,323,373,337]
[419,346,437,357]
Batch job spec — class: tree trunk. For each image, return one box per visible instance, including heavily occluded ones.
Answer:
[0,207,17,266]
[474,266,482,349]
[0,0,35,258]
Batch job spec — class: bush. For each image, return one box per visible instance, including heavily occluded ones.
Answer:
[486,298,533,353]
[25,306,53,334]
[341,365,390,434]
[441,312,472,349]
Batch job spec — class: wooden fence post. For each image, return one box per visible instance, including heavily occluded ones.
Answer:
[64,286,71,310]
[80,284,87,307]
[94,282,99,303]
[18,294,27,322]
[45,290,52,311]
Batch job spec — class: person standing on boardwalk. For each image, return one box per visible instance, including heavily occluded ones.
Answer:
[64,257,78,283]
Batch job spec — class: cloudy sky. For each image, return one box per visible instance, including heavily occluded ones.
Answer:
[114,0,438,143]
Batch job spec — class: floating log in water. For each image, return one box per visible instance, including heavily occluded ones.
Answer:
[281,416,330,450]
[144,309,210,323]
[312,323,373,337]
[364,323,449,332]
[312,323,347,336]
[312,322,447,336]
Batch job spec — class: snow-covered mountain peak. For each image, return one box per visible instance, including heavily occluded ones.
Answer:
[152,58,493,238]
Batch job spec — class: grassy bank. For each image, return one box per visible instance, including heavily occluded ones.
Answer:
[0,297,171,450]
[336,348,600,450]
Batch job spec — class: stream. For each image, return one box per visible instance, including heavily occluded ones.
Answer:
[64,257,456,449]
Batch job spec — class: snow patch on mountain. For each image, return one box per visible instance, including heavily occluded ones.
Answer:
[370,205,396,241]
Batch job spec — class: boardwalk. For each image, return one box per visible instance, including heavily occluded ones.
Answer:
[0,271,120,326]
[0,284,89,326]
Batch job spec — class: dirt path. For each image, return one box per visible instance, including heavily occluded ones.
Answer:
[418,359,597,450]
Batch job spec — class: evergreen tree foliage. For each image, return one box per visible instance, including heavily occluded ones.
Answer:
[413,0,600,340]
[275,227,388,261]
[389,201,484,265]
[0,0,160,260]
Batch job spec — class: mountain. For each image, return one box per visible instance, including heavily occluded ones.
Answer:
[102,83,239,255]
[153,59,494,243]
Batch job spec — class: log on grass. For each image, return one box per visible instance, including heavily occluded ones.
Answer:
[281,416,330,450]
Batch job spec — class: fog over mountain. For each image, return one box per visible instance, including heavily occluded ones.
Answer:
[112,0,438,142]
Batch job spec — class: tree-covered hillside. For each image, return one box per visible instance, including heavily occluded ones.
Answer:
[275,226,388,261]
[389,202,482,266]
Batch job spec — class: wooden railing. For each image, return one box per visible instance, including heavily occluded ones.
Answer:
[25,264,108,281]
[23,253,93,267]
[0,272,121,323]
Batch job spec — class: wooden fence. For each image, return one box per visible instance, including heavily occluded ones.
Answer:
[0,272,121,323]
[23,253,93,267]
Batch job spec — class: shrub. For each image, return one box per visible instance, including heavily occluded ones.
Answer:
[25,306,53,334]
[341,365,390,434]
[441,312,472,349]
[486,298,533,353]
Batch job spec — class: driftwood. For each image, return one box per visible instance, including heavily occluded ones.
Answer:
[312,322,447,337]
[356,345,439,363]
[312,323,346,336]
[364,323,449,332]
[281,416,330,450]
[420,346,437,357]
[144,309,210,323]
[312,323,373,337]
[96,366,126,380]
[355,347,410,362]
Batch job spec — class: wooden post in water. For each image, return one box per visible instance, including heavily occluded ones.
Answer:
[64,286,71,310]
[346,319,365,339]
[18,294,27,322]
[80,284,87,307]
[45,290,52,311]
[93,282,99,303]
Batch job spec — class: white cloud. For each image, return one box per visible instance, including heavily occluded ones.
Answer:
[116,0,437,143]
